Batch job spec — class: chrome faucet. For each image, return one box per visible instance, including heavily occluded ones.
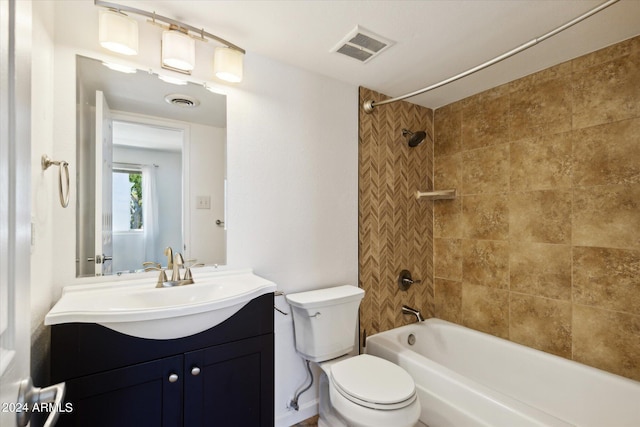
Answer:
[171,252,184,282]
[402,305,424,322]
[164,247,174,270]
[143,247,200,287]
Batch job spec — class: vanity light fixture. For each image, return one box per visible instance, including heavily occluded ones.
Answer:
[98,9,138,56]
[158,74,188,86]
[213,47,243,83]
[102,61,137,74]
[161,26,196,73]
[95,0,245,83]
[204,83,227,96]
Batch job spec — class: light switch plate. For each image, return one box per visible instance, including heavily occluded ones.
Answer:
[196,196,211,209]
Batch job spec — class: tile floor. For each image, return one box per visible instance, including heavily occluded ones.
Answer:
[292,415,319,426]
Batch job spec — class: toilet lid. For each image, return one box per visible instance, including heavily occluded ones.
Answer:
[330,354,416,408]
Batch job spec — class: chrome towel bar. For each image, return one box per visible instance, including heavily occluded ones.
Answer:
[41,154,70,208]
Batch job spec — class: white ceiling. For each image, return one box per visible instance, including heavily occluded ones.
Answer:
[77,55,227,128]
[115,0,640,109]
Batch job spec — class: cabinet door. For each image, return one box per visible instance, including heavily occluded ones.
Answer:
[57,354,183,427]
[184,334,274,427]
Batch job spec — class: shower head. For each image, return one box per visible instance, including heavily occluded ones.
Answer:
[402,129,427,147]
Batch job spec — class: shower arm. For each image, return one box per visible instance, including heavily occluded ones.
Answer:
[363,0,619,114]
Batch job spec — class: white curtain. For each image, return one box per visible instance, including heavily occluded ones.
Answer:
[142,166,159,263]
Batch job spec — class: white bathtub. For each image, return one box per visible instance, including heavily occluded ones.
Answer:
[366,318,640,427]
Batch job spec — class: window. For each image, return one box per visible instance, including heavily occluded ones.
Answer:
[113,169,143,231]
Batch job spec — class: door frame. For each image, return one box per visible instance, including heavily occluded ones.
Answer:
[0,0,32,425]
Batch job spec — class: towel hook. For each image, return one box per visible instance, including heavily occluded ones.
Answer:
[41,154,70,208]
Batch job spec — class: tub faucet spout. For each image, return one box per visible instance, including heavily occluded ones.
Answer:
[402,305,424,322]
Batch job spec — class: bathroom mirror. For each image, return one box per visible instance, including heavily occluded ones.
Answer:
[76,55,226,277]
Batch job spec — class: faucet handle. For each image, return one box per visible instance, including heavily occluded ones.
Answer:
[144,265,168,288]
[143,261,161,269]
[398,270,421,291]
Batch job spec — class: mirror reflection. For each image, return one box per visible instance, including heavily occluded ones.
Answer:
[76,55,227,277]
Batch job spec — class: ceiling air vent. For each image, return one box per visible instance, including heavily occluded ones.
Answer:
[164,93,200,108]
[331,26,394,64]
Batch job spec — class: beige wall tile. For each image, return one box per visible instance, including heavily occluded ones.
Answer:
[573,51,640,130]
[509,190,572,244]
[435,278,462,323]
[434,153,461,190]
[510,132,572,191]
[462,239,509,289]
[359,87,434,340]
[461,86,510,151]
[510,293,572,358]
[462,284,509,338]
[510,62,572,92]
[573,305,640,381]
[462,194,509,240]
[434,102,462,157]
[572,118,640,187]
[510,241,571,300]
[362,36,640,382]
[573,184,640,249]
[573,246,640,315]
[434,238,462,281]
[462,144,509,195]
[434,198,462,239]
[572,36,640,72]
[509,74,572,140]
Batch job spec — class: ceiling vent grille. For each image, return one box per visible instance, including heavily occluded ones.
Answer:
[331,26,394,64]
[164,93,200,108]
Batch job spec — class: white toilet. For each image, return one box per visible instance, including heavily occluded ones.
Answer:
[286,285,421,427]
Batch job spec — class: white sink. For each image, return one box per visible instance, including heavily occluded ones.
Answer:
[45,268,276,339]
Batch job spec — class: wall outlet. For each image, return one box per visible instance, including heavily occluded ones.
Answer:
[196,196,211,209]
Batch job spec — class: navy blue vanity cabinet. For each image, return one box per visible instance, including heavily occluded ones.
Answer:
[50,293,274,427]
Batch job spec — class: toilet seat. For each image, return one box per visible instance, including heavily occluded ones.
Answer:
[330,354,417,411]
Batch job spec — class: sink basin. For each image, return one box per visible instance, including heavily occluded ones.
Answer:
[45,268,276,339]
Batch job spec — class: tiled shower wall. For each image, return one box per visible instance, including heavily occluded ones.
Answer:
[433,35,640,381]
[358,87,434,343]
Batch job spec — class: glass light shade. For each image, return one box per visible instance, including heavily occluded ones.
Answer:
[162,30,195,72]
[98,10,138,56]
[213,47,244,83]
[158,74,188,86]
[102,62,137,74]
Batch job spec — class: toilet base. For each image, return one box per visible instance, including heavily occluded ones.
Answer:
[318,370,348,427]
[316,359,420,427]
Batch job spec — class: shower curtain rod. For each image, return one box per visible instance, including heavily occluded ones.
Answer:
[363,0,619,114]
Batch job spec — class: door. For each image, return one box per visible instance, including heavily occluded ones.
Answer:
[1,2,65,426]
[184,335,275,427]
[94,91,113,275]
[56,355,183,427]
[0,0,32,424]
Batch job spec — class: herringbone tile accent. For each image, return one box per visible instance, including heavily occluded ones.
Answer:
[358,87,434,347]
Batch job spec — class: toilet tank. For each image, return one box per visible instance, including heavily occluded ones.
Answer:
[286,285,365,362]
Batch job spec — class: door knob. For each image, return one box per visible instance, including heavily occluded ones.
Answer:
[168,373,179,383]
[16,377,66,427]
[191,366,201,376]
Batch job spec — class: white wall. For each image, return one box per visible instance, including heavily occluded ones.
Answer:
[36,2,358,425]
[226,53,358,425]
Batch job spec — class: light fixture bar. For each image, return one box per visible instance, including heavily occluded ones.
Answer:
[94,0,246,54]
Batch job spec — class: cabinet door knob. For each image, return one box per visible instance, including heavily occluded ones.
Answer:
[168,373,179,383]
[191,366,201,376]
